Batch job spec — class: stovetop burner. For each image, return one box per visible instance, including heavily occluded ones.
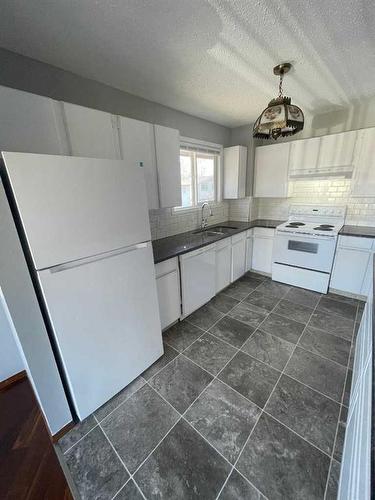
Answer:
[286,222,305,227]
[314,226,333,231]
[318,224,334,228]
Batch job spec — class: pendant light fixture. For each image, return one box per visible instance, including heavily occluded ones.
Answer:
[253,63,304,140]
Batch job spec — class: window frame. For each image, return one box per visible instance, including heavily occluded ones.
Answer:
[174,137,223,212]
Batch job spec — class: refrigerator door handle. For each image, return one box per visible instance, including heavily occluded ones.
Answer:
[48,242,149,273]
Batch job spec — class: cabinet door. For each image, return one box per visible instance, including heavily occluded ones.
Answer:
[318,131,356,168]
[360,257,373,297]
[245,236,253,271]
[252,237,273,274]
[351,128,375,196]
[63,102,119,159]
[154,124,182,208]
[118,116,159,209]
[254,143,290,197]
[216,243,231,292]
[156,270,181,330]
[330,248,370,295]
[231,238,246,281]
[288,137,320,176]
[0,86,67,155]
[223,145,247,199]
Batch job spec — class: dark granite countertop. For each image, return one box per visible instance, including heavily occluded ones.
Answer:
[152,219,284,264]
[340,225,375,238]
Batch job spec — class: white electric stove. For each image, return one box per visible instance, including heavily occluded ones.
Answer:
[272,205,346,293]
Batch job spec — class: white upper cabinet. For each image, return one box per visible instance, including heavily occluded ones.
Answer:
[62,102,120,159]
[0,86,68,155]
[223,145,247,199]
[289,137,320,177]
[289,131,356,178]
[154,125,182,208]
[351,127,375,196]
[254,142,290,197]
[118,116,159,209]
[318,131,356,170]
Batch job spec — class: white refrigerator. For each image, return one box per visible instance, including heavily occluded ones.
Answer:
[1,152,163,420]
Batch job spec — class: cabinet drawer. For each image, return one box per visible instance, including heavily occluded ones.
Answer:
[231,231,246,244]
[253,227,275,238]
[216,237,231,250]
[338,235,374,250]
[155,257,178,278]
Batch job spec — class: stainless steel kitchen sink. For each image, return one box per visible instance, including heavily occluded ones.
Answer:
[192,225,238,235]
[209,225,238,232]
[193,229,225,235]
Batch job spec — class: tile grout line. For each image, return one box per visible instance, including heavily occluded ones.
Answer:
[62,378,150,456]
[140,282,280,499]
[216,295,323,500]
[61,422,100,456]
[295,341,351,369]
[92,414,143,500]
[97,406,182,500]
[65,279,352,499]
[62,283,337,460]
[146,343,264,499]
[216,285,316,499]
[95,379,148,426]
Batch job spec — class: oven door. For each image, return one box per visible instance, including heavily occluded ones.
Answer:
[272,233,336,272]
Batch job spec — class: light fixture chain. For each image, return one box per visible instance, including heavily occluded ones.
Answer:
[278,72,284,98]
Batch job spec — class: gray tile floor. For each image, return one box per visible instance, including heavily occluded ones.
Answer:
[58,272,364,500]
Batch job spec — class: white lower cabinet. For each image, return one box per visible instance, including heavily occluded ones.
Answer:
[155,258,181,330]
[180,244,216,317]
[231,232,246,281]
[245,229,253,271]
[330,247,370,295]
[215,239,232,293]
[330,236,374,296]
[252,228,275,274]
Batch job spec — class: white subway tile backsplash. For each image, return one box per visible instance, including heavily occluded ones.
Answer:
[256,178,375,226]
[149,201,230,240]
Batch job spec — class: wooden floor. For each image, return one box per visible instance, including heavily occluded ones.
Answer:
[0,377,73,500]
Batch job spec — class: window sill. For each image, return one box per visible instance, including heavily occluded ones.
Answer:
[173,202,217,213]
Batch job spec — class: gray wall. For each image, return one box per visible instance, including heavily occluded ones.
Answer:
[0,48,231,145]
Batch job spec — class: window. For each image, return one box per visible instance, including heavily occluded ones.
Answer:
[178,149,219,208]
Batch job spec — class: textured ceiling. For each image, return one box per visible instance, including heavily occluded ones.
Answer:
[0,0,374,127]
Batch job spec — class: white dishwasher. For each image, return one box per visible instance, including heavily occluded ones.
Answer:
[179,243,216,317]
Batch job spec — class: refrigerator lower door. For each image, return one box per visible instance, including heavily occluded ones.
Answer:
[37,241,163,420]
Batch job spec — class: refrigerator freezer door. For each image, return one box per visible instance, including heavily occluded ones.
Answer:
[37,241,163,420]
[2,152,151,270]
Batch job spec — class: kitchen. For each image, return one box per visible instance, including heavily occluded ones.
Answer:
[0,1,373,500]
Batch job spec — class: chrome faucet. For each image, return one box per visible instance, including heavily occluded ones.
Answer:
[201,202,213,229]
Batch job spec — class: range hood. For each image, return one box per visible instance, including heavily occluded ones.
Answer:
[288,131,357,179]
[289,164,354,179]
